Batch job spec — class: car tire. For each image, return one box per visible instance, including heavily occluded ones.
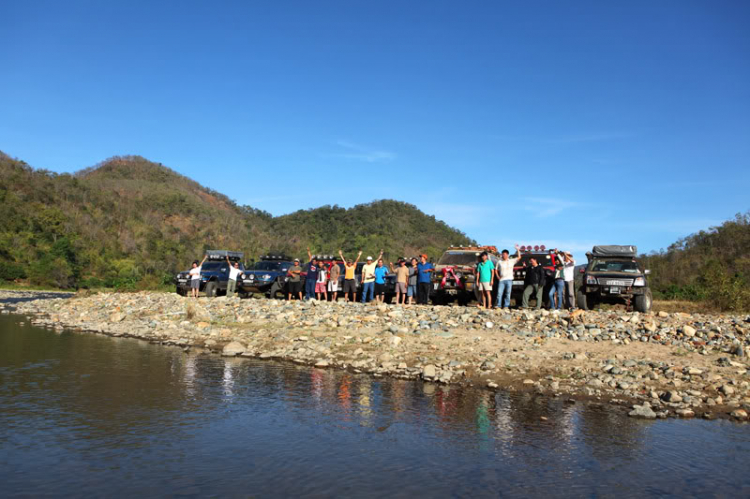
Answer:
[176,286,186,296]
[577,291,588,311]
[204,281,218,298]
[634,289,652,313]
[269,282,283,299]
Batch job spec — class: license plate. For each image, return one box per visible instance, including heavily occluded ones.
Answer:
[609,280,626,286]
[178,279,187,283]
[446,289,457,295]
[513,280,524,285]
[610,286,620,294]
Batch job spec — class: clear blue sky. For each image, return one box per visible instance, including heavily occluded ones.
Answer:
[2,0,749,257]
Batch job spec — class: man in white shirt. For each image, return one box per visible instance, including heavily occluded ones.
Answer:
[189,254,208,298]
[556,249,576,309]
[494,244,522,309]
[226,256,243,298]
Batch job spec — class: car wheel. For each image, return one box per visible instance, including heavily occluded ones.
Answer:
[176,286,186,296]
[634,289,652,313]
[269,282,283,299]
[577,291,588,310]
[204,282,218,298]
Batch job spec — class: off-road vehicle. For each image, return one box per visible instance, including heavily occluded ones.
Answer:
[510,245,559,307]
[238,254,295,298]
[431,246,500,305]
[175,250,246,297]
[578,245,652,312]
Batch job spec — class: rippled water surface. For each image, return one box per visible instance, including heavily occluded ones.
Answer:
[1,312,749,498]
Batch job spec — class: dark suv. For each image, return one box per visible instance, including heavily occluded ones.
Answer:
[511,245,559,307]
[578,245,652,312]
[239,254,295,298]
[175,250,246,297]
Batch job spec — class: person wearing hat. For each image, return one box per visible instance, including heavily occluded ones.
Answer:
[339,249,362,302]
[287,258,303,300]
[417,253,435,304]
[360,250,383,303]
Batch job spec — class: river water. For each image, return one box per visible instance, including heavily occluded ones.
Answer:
[1,311,749,498]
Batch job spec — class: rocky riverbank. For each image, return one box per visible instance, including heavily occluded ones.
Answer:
[2,290,749,421]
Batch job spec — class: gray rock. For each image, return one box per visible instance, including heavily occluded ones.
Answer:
[422,364,437,379]
[629,403,656,419]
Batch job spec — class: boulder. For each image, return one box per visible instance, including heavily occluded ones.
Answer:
[222,341,246,356]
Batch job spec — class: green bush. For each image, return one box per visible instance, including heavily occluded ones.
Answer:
[0,261,26,281]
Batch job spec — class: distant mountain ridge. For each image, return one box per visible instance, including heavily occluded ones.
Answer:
[0,153,474,288]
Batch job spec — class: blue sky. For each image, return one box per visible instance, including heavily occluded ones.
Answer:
[2,1,749,258]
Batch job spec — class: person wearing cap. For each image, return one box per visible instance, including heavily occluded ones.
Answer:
[416,254,435,305]
[305,247,320,300]
[555,249,576,309]
[188,254,208,298]
[475,251,495,309]
[339,249,362,303]
[361,250,383,303]
[287,258,303,300]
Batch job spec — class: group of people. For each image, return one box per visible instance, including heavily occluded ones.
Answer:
[474,245,576,310]
[286,249,438,305]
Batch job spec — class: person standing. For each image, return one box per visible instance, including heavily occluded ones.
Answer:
[522,257,546,309]
[287,258,303,300]
[360,250,383,303]
[305,248,320,300]
[416,254,435,305]
[189,254,207,298]
[225,256,243,298]
[548,261,565,310]
[328,259,341,301]
[373,258,389,303]
[316,261,328,301]
[495,244,522,309]
[339,250,362,303]
[390,259,409,305]
[475,251,495,309]
[556,249,576,309]
[407,257,419,305]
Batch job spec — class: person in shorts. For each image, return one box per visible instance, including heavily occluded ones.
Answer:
[475,251,495,309]
[315,261,328,300]
[390,259,409,304]
[328,260,341,301]
[373,258,389,303]
[339,250,362,303]
[188,254,207,298]
[407,257,418,304]
[287,258,303,300]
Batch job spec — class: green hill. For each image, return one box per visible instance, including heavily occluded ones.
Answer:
[640,212,750,311]
[0,152,474,289]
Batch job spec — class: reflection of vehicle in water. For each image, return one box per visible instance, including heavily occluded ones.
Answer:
[431,246,500,305]
[578,245,652,312]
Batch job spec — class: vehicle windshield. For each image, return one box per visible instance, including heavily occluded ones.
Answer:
[200,262,228,272]
[437,251,481,266]
[253,261,287,271]
[515,253,554,268]
[590,259,640,273]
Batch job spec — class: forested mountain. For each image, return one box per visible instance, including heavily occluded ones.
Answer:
[640,212,750,311]
[0,152,473,289]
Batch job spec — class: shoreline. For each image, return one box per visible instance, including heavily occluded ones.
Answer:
[2,289,749,422]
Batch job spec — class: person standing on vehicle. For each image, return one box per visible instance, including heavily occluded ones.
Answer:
[287,258,304,300]
[374,258,389,303]
[548,261,565,310]
[361,250,383,303]
[339,250,362,303]
[475,251,495,309]
[390,259,410,305]
[305,248,320,300]
[417,254,435,305]
[328,259,341,301]
[556,249,576,309]
[225,256,243,298]
[406,257,418,305]
[189,254,207,298]
[315,261,328,301]
[522,257,546,309]
[495,244,522,309]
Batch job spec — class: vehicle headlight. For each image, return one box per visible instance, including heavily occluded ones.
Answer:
[586,275,598,285]
[176,274,181,279]
[262,274,271,280]
[633,277,645,286]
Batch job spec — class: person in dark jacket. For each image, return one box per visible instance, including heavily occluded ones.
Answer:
[522,257,546,309]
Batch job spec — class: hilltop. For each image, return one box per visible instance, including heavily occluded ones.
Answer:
[0,153,474,289]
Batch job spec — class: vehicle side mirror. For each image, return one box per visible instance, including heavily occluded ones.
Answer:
[644,269,651,275]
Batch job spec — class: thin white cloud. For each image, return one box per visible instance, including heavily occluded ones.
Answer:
[522,197,583,218]
[327,140,396,163]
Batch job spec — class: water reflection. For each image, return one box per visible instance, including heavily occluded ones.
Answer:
[1,314,749,498]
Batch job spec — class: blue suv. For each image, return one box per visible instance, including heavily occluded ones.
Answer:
[238,254,295,298]
[175,250,247,297]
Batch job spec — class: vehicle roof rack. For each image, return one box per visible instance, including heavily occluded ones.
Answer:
[206,250,244,261]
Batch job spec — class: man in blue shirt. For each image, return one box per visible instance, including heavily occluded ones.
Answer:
[305,247,319,300]
[416,254,435,305]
